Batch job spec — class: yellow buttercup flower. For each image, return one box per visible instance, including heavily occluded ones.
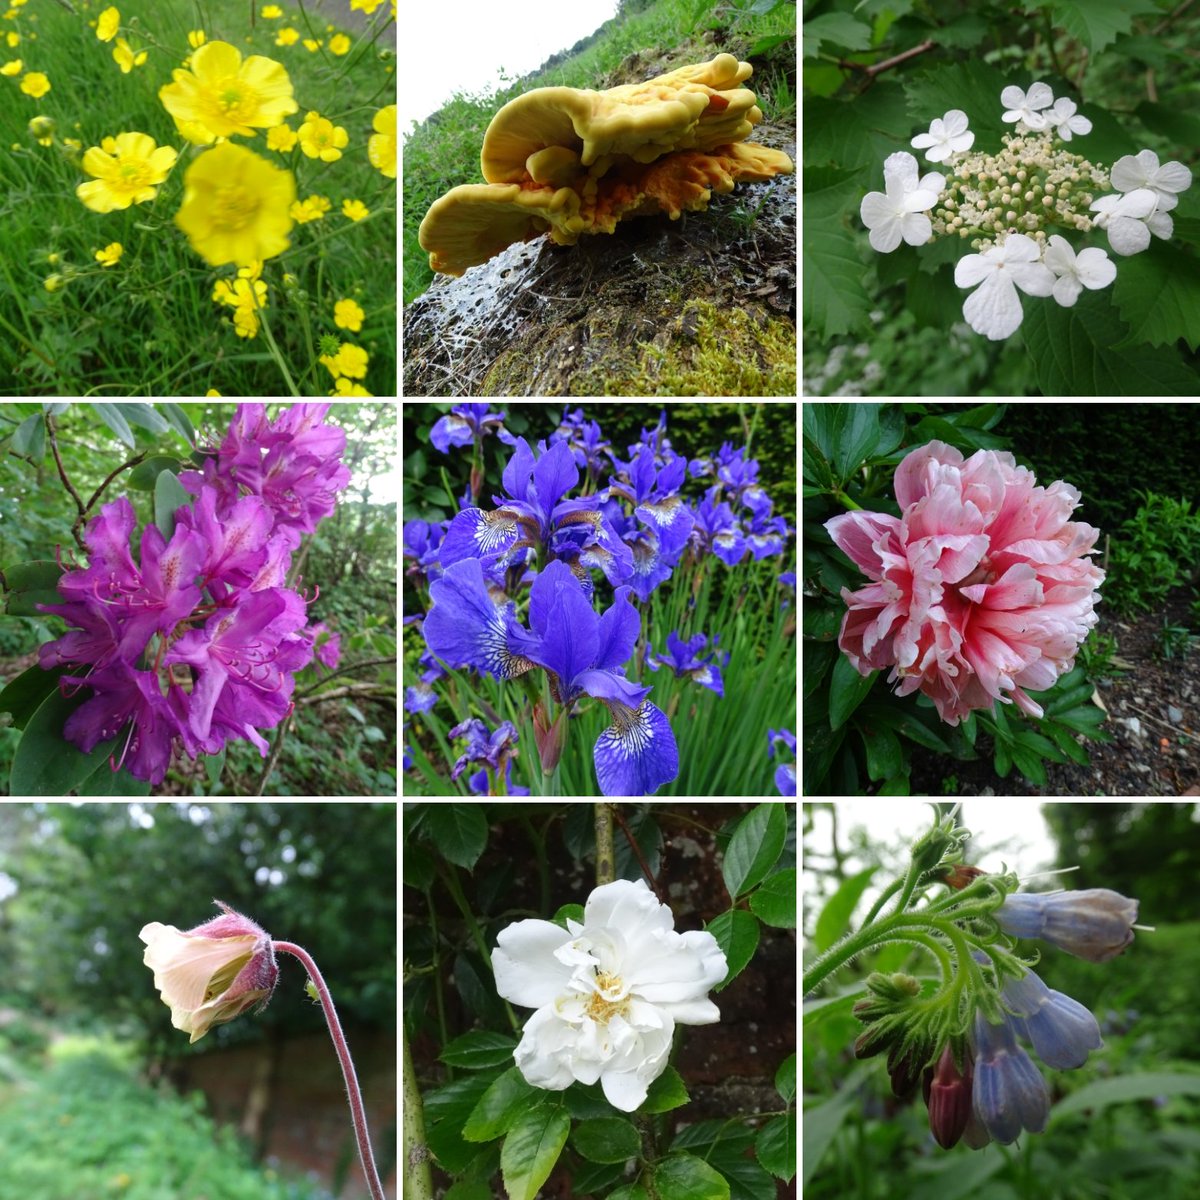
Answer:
[205,388,222,396]
[112,38,147,73]
[302,38,322,53]
[333,298,364,332]
[266,122,296,152]
[288,193,330,224]
[96,6,119,41]
[350,0,384,13]
[341,198,369,221]
[332,378,372,396]
[329,34,350,56]
[5,30,17,47]
[319,342,368,380]
[95,242,123,267]
[1,59,21,76]
[20,70,50,98]
[159,40,297,144]
[298,110,347,162]
[187,30,206,49]
[261,4,283,17]
[27,114,53,144]
[76,131,177,212]
[275,27,299,47]
[43,274,64,293]
[174,142,295,267]
[368,104,395,179]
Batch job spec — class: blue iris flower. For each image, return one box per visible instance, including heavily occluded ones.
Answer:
[430,403,516,453]
[421,558,678,796]
[647,630,727,697]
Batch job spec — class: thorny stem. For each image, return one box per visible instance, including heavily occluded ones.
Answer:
[272,941,385,1200]
[594,803,615,886]
[402,1027,434,1200]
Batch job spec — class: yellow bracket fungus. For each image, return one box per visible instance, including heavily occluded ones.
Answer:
[419,53,794,278]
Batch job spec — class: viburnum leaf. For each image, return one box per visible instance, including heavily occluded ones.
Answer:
[1111,241,1200,352]
[1048,0,1159,55]
[1022,289,1200,395]
[903,61,1014,151]
[803,12,872,59]
[803,166,870,339]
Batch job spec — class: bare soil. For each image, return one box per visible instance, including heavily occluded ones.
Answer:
[907,585,1200,797]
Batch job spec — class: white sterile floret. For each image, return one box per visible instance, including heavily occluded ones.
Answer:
[1044,97,1092,141]
[1000,82,1055,131]
[1089,187,1160,256]
[1042,235,1116,306]
[1109,149,1193,205]
[859,151,945,253]
[953,233,1055,340]
[911,109,974,164]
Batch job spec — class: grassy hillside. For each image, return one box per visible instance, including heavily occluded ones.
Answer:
[402,0,796,304]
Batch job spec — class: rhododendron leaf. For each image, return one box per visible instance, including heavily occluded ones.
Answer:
[653,1152,731,1200]
[0,559,63,617]
[500,1104,570,1200]
[94,402,136,448]
[572,1116,641,1163]
[160,403,197,445]
[78,758,152,796]
[706,909,760,991]
[154,468,192,539]
[723,802,787,899]
[11,414,45,462]
[0,662,69,730]
[120,403,171,435]
[828,653,876,731]
[128,456,187,491]
[10,686,122,796]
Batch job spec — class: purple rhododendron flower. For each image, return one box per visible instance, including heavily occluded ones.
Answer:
[37,403,349,785]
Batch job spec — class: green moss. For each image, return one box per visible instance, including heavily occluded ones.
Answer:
[607,300,797,396]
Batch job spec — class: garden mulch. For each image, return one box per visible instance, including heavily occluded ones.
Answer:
[906,584,1200,797]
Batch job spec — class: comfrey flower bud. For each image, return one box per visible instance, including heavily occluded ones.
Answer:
[997,888,1139,962]
[139,901,278,1043]
[926,1043,974,1149]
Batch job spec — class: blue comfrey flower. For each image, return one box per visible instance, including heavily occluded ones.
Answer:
[1000,968,1103,1070]
[448,717,520,782]
[506,561,678,796]
[971,1009,1051,1144]
[997,889,1139,962]
[430,404,516,453]
[439,437,633,587]
[647,630,727,697]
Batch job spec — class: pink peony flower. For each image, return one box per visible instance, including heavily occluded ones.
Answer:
[824,440,1104,725]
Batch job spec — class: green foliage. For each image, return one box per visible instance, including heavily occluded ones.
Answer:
[1103,491,1200,619]
[0,1048,325,1200]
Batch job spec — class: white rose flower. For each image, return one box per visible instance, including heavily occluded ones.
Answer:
[953,233,1055,340]
[1042,235,1116,306]
[859,151,945,253]
[911,109,974,164]
[1000,82,1055,130]
[491,878,728,1111]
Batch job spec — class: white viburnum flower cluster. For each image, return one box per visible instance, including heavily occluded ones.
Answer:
[858,80,1195,340]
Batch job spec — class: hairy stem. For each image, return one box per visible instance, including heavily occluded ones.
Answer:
[272,942,385,1200]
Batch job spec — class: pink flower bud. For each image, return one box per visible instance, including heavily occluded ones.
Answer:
[139,900,278,1043]
[927,1043,974,1149]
